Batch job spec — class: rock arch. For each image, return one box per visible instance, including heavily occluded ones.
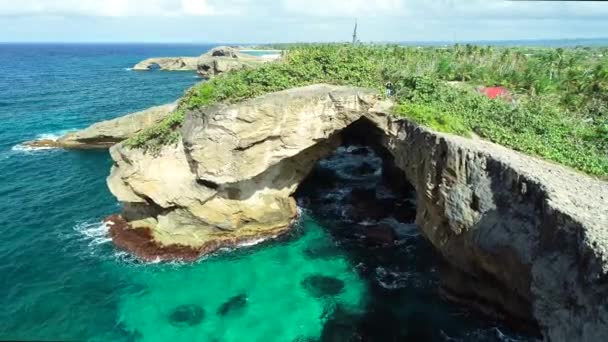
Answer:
[106,84,608,341]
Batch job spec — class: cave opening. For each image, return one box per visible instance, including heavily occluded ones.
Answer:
[148,62,161,70]
[294,118,534,341]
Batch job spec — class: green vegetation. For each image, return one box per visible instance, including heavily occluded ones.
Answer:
[126,44,608,177]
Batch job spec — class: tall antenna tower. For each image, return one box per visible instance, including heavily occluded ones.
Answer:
[352,19,358,45]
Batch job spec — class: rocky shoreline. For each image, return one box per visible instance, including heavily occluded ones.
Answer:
[23,102,177,149]
[106,215,293,262]
[132,46,273,78]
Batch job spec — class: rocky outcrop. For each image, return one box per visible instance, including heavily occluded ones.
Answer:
[365,112,608,342]
[25,102,176,149]
[107,85,379,258]
[132,46,269,76]
[106,84,608,341]
[196,46,268,78]
[133,57,198,71]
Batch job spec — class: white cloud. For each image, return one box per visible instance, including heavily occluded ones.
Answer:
[282,0,405,17]
[280,0,608,19]
[0,0,225,17]
[1,0,607,19]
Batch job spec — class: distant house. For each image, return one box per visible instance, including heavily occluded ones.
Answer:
[478,86,512,101]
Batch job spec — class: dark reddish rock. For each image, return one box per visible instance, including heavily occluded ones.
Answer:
[106,215,291,262]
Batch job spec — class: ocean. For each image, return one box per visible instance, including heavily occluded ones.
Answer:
[0,43,533,341]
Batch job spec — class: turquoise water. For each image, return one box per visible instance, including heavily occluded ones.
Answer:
[0,44,532,341]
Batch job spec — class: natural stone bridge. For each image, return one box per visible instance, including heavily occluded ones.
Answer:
[105,84,608,341]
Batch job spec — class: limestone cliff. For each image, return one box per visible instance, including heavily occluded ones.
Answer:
[107,85,380,256]
[106,84,608,341]
[24,102,176,149]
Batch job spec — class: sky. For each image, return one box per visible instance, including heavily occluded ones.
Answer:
[1,0,608,43]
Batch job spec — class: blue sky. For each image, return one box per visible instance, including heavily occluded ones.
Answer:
[1,0,608,43]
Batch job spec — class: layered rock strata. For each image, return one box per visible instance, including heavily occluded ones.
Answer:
[24,102,177,149]
[107,85,380,259]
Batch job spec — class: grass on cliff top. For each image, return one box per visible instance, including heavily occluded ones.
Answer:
[125,44,608,177]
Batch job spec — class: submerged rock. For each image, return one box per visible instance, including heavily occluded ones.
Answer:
[216,293,248,316]
[301,275,345,298]
[168,304,205,327]
[303,242,343,260]
[23,102,177,149]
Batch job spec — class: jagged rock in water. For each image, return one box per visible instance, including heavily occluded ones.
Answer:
[105,84,608,341]
[216,294,248,316]
[168,304,205,327]
[23,102,177,149]
[301,275,345,298]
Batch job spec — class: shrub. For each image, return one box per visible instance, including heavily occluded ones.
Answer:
[126,44,608,177]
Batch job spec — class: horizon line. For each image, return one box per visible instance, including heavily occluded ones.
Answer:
[1,37,608,45]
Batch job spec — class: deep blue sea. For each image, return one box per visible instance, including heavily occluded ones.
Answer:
[0,44,534,341]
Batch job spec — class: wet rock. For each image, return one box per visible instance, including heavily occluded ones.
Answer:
[217,293,248,316]
[168,304,205,327]
[302,275,345,298]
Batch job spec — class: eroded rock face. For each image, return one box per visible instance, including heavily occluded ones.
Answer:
[133,57,199,71]
[365,112,608,342]
[107,84,381,258]
[196,46,269,78]
[24,102,177,149]
[132,46,270,76]
[106,84,608,341]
